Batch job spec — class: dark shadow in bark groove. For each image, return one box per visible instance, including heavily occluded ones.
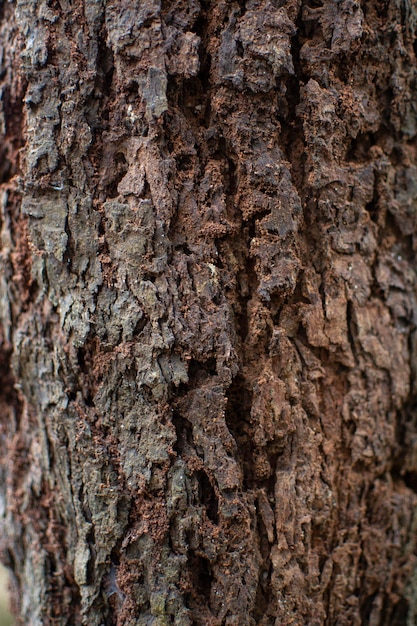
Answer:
[402,470,417,493]
[196,469,219,524]
[224,374,253,482]
[172,412,195,455]
[106,152,128,199]
[0,150,12,184]
[252,511,273,624]
[96,28,114,116]
[188,357,217,381]
[390,597,411,625]
[187,550,213,603]
[0,338,21,414]
[391,392,417,495]
[365,178,379,224]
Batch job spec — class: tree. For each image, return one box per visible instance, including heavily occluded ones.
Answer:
[1,0,417,624]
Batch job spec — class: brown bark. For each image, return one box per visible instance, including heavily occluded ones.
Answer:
[1,1,417,624]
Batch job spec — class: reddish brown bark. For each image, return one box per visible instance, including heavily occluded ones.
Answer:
[1,1,417,625]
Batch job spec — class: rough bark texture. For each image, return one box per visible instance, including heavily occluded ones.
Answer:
[1,0,417,624]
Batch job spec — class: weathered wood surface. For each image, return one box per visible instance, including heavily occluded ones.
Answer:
[1,1,417,624]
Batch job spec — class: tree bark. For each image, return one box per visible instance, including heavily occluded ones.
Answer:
[1,0,417,624]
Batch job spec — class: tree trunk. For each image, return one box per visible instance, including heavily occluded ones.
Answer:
[1,0,417,624]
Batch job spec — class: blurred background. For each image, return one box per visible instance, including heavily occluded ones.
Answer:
[0,565,13,626]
